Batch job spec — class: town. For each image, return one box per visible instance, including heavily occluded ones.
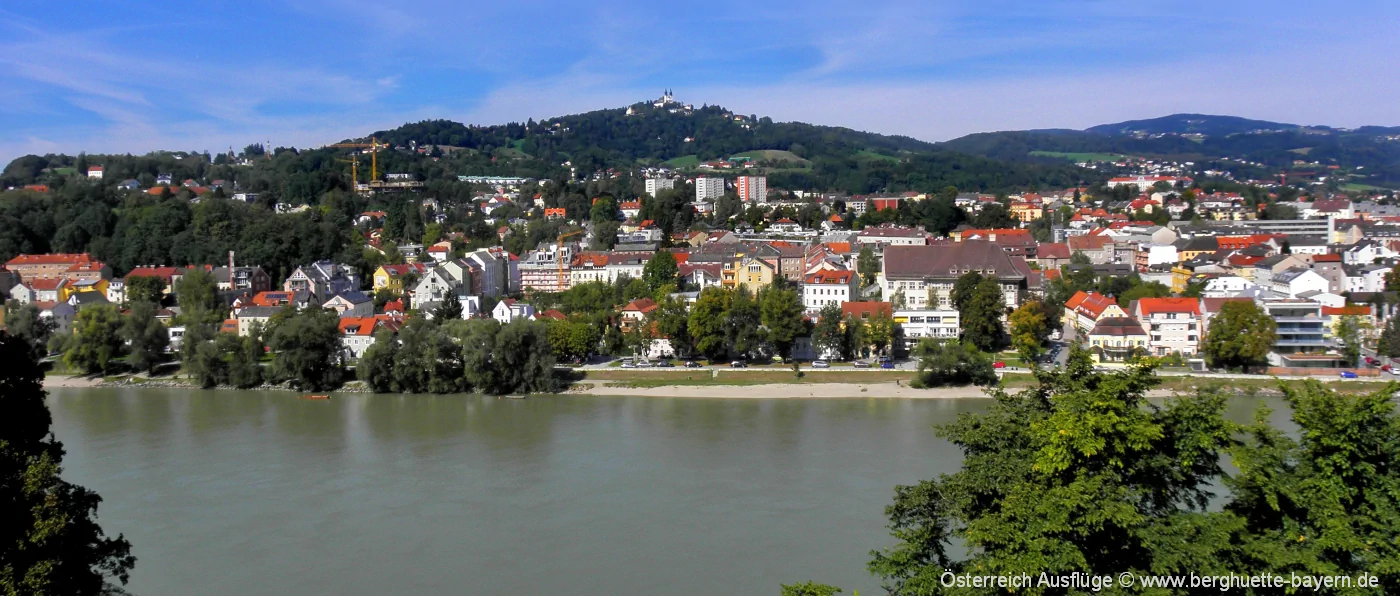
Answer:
[4,119,1399,393]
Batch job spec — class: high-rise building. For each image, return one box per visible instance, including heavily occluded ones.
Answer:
[737,176,767,202]
[645,177,676,197]
[695,177,725,201]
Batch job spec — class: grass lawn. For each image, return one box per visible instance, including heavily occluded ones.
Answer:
[1343,182,1391,192]
[1028,151,1129,163]
[663,155,700,168]
[854,149,900,163]
[730,150,809,165]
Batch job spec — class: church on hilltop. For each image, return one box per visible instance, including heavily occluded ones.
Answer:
[627,90,694,116]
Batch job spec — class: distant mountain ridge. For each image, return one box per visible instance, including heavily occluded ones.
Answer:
[1084,114,1303,136]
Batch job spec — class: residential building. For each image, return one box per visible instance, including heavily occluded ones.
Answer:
[322,291,374,318]
[880,241,1031,310]
[722,256,776,293]
[517,244,575,293]
[339,316,401,360]
[1131,297,1202,356]
[462,248,509,297]
[803,270,857,312]
[1063,291,1128,333]
[695,177,725,200]
[645,177,676,197]
[856,225,927,247]
[1086,318,1149,363]
[893,309,960,350]
[87,166,104,179]
[492,299,536,323]
[1269,267,1330,298]
[409,267,461,310]
[285,261,361,302]
[1259,298,1335,367]
[233,305,283,336]
[4,253,109,282]
[372,263,429,295]
[620,297,659,332]
[212,264,272,293]
[736,176,767,202]
[1106,175,1192,189]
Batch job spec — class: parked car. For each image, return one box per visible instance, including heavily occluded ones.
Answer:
[730,360,747,368]
[635,360,652,368]
[853,360,871,368]
[811,359,830,369]
[620,362,636,369]
[1339,371,1358,379]
[655,360,674,368]
[879,357,895,369]
[1382,364,1392,373]
[684,361,702,368]
[993,361,1007,369]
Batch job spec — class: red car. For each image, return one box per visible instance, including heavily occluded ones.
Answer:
[1383,364,1393,373]
[993,361,1006,369]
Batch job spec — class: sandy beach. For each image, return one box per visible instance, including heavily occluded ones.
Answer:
[569,380,1184,399]
[43,375,106,388]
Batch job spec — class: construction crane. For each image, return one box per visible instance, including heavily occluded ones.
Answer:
[327,136,383,182]
[557,229,584,290]
[337,156,360,191]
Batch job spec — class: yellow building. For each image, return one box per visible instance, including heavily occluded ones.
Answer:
[1170,265,1193,294]
[58,278,109,302]
[372,263,425,294]
[722,257,775,293]
[1009,202,1043,223]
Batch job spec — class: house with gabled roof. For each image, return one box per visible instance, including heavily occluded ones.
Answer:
[1130,297,1202,356]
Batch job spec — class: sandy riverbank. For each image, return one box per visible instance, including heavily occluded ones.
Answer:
[569,380,1182,399]
[43,375,107,388]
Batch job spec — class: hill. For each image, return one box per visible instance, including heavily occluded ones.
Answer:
[940,113,1400,188]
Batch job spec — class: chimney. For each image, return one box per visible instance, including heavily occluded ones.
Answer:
[228,251,236,285]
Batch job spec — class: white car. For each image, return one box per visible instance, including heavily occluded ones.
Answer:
[811,360,830,368]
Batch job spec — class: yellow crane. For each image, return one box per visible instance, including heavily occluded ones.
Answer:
[327,136,383,182]
[557,229,584,290]
[337,156,360,190]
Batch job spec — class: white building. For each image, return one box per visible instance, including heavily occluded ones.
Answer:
[894,309,961,350]
[1141,243,1179,267]
[802,270,857,312]
[1202,276,1257,297]
[645,177,676,197]
[492,299,536,323]
[695,177,725,201]
[87,166,104,179]
[1269,267,1330,298]
[736,176,767,202]
[1131,298,1201,356]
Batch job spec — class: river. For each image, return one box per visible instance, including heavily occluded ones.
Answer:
[46,388,1285,596]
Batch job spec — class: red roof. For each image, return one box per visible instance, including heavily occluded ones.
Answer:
[537,309,567,321]
[805,270,853,285]
[126,266,179,282]
[1037,243,1070,259]
[28,278,68,291]
[1322,305,1371,316]
[379,263,426,277]
[619,201,642,210]
[1136,297,1201,316]
[1311,254,1342,263]
[841,301,891,320]
[6,253,95,267]
[339,317,383,336]
[1066,291,1119,319]
[621,297,659,314]
[823,242,852,254]
[220,319,239,333]
[383,299,405,313]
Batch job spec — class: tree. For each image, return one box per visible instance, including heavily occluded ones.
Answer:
[651,296,692,358]
[433,295,463,321]
[122,300,169,374]
[1386,263,1400,293]
[958,276,1007,352]
[780,582,843,596]
[689,287,732,361]
[970,202,1016,229]
[856,246,879,287]
[812,303,845,360]
[358,329,399,392]
[642,250,679,292]
[866,308,894,357]
[3,302,54,360]
[1201,301,1277,372]
[1069,250,1092,265]
[174,267,220,315]
[758,285,806,358]
[1008,300,1049,361]
[948,272,983,312]
[872,355,1240,593]
[225,334,264,389]
[0,334,136,594]
[725,287,763,360]
[62,304,126,374]
[1379,314,1400,358]
[124,275,166,305]
[908,338,997,388]
[1332,314,1370,367]
[266,308,343,390]
[1228,381,1400,592]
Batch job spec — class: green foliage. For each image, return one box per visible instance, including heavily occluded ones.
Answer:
[856,246,879,287]
[360,318,557,394]
[650,295,693,358]
[725,287,764,360]
[3,302,54,361]
[0,334,136,594]
[1202,301,1277,372]
[865,308,895,357]
[62,304,126,374]
[689,287,732,361]
[1008,300,1049,361]
[121,300,169,374]
[909,339,997,388]
[956,274,1007,352]
[174,267,220,314]
[812,304,845,360]
[1332,315,1369,367]
[124,275,166,305]
[970,202,1017,229]
[873,354,1241,593]
[1379,314,1400,358]
[780,582,844,596]
[546,317,602,362]
[265,308,344,390]
[758,284,805,358]
[432,295,463,321]
[642,250,679,292]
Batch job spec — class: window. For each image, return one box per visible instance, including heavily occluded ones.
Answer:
[1152,335,1162,342]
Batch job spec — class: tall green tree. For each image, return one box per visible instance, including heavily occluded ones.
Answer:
[856,246,879,287]
[62,304,126,374]
[3,302,53,360]
[642,250,679,292]
[866,308,894,357]
[1008,300,1049,361]
[725,287,763,360]
[1332,314,1369,368]
[122,300,169,374]
[432,295,463,321]
[872,353,1240,593]
[1202,301,1277,372]
[174,267,220,315]
[812,304,845,360]
[688,287,732,361]
[758,284,805,358]
[266,308,343,390]
[958,276,1007,352]
[1379,314,1400,358]
[123,275,166,305]
[0,334,136,594]
[1228,381,1400,592]
[909,338,996,388]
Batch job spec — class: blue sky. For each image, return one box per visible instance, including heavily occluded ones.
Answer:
[2,1,1398,163]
